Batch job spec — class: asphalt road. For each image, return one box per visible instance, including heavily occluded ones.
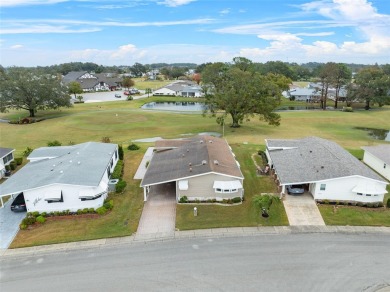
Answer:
[1,233,390,292]
[80,90,147,103]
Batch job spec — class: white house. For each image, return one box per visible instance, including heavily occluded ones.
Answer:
[362,145,390,181]
[288,88,320,102]
[0,147,15,179]
[141,135,244,202]
[0,142,119,212]
[265,137,388,203]
[153,81,203,97]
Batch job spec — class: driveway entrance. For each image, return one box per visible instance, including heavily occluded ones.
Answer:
[136,183,176,238]
[283,192,325,226]
[0,200,26,249]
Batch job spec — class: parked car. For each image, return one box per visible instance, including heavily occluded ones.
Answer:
[115,94,121,98]
[286,184,305,195]
[10,193,27,212]
[123,91,129,95]
[130,88,140,94]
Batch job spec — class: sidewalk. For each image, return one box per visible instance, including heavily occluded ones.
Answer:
[2,225,390,258]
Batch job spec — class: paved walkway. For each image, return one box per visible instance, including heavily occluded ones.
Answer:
[135,183,176,240]
[283,192,325,226]
[0,200,26,249]
[133,147,154,180]
[2,225,389,257]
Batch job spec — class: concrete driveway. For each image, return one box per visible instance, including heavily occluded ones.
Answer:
[79,90,146,103]
[283,192,325,226]
[0,200,26,249]
[136,183,176,239]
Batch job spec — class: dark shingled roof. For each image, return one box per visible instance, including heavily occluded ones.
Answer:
[141,136,243,186]
[266,136,386,185]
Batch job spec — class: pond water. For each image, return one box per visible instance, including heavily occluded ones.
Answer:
[355,127,390,141]
[141,101,207,112]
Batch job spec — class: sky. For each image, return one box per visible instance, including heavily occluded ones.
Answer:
[0,0,389,67]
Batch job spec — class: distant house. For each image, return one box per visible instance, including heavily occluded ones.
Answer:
[0,147,15,178]
[153,81,203,97]
[362,145,390,181]
[266,137,388,203]
[0,142,119,212]
[288,88,319,102]
[63,71,121,92]
[141,135,244,202]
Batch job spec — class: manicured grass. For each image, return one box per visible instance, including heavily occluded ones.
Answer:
[132,78,172,90]
[10,148,145,248]
[176,144,289,230]
[318,191,390,227]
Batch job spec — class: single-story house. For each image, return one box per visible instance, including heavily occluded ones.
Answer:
[0,142,119,212]
[140,135,244,202]
[288,88,320,102]
[265,136,388,203]
[153,81,204,97]
[0,147,15,178]
[362,145,390,181]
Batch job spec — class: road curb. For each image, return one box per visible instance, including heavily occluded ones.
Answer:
[1,225,389,258]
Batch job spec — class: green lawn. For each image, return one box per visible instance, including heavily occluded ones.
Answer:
[176,144,289,230]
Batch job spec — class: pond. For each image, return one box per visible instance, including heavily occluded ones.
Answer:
[141,101,207,112]
[355,127,390,141]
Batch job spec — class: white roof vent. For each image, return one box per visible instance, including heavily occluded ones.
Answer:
[214,160,219,165]
[202,160,207,165]
[209,140,213,143]
[200,140,204,144]
[78,161,81,165]
[60,170,63,174]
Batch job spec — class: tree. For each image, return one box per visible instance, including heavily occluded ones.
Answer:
[145,88,152,97]
[130,63,147,77]
[202,60,290,128]
[316,62,337,109]
[330,63,352,109]
[354,66,390,109]
[68,81,83,99]
[0,69,71,117]
[192,73,201,84]
[122,77,135,90]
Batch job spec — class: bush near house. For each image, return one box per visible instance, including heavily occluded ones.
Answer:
[111,160,124,180]
[15,157,23,165]
[115,180,127,193]
[9,161,17,170]
[127,143,140,151]
[387,198,390,208]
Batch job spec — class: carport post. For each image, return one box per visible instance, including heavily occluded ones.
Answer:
[143,187,147,201]
[280,185,286,199]
[0,196,3,208]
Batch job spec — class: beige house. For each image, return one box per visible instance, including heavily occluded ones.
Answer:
[140,135,244,202]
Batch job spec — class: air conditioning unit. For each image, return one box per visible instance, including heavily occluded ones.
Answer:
[108,179,119,192]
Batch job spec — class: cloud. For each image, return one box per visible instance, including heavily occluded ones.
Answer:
[10,44,23,49]
[219,8,230,15]
[0,0,66,7]
[157,0,196,7]
[0,18,214,34]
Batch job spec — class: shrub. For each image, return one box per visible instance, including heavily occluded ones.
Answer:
[387,198,390,208]
[101,137,111,143]
[366,202,374,208]
[23,147,34,157]
[357,202,364,207]
[32,211,40,217]
[232,197,241,203]
[77,209,83,215]
[179,196,188,203]
[342,107,353,112]
[15,157,23,165]
[36,216,46,224]
[127,143,140,151]
[5,165,10,171]
[103,200,114,210]
[25,215,36,225]
[118,145,124,160]
[20,224,28,230]
[127,95,133,101]
[54,211,60,216]
[323,199,330,205]
[372,202,380,208]
[253,194,273,210]
[41,212,47,217]
[378,202,384,208]
[115,180,127,193]
[111,160,124,179]
[10,161,17,170]
[82,208,89,214]
[96,206,107,215]
[88,208,95,213]
[47,140,62,147]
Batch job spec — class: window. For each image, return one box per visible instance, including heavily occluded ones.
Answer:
[3,153,13,164]
[357,193,363,196]
[115,150,118,159]
[107,167,111,178]
[110,159,113,168]
[47,193,64,203]
[320,184,326,191]
[366,194,371,196]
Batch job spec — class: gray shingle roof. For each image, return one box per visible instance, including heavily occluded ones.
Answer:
[63,71,88,83]
[0,142,117,196]
[266,136,385,185]
[141,136,243,186]
[0,147,14,159]
[362,145,390,165]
